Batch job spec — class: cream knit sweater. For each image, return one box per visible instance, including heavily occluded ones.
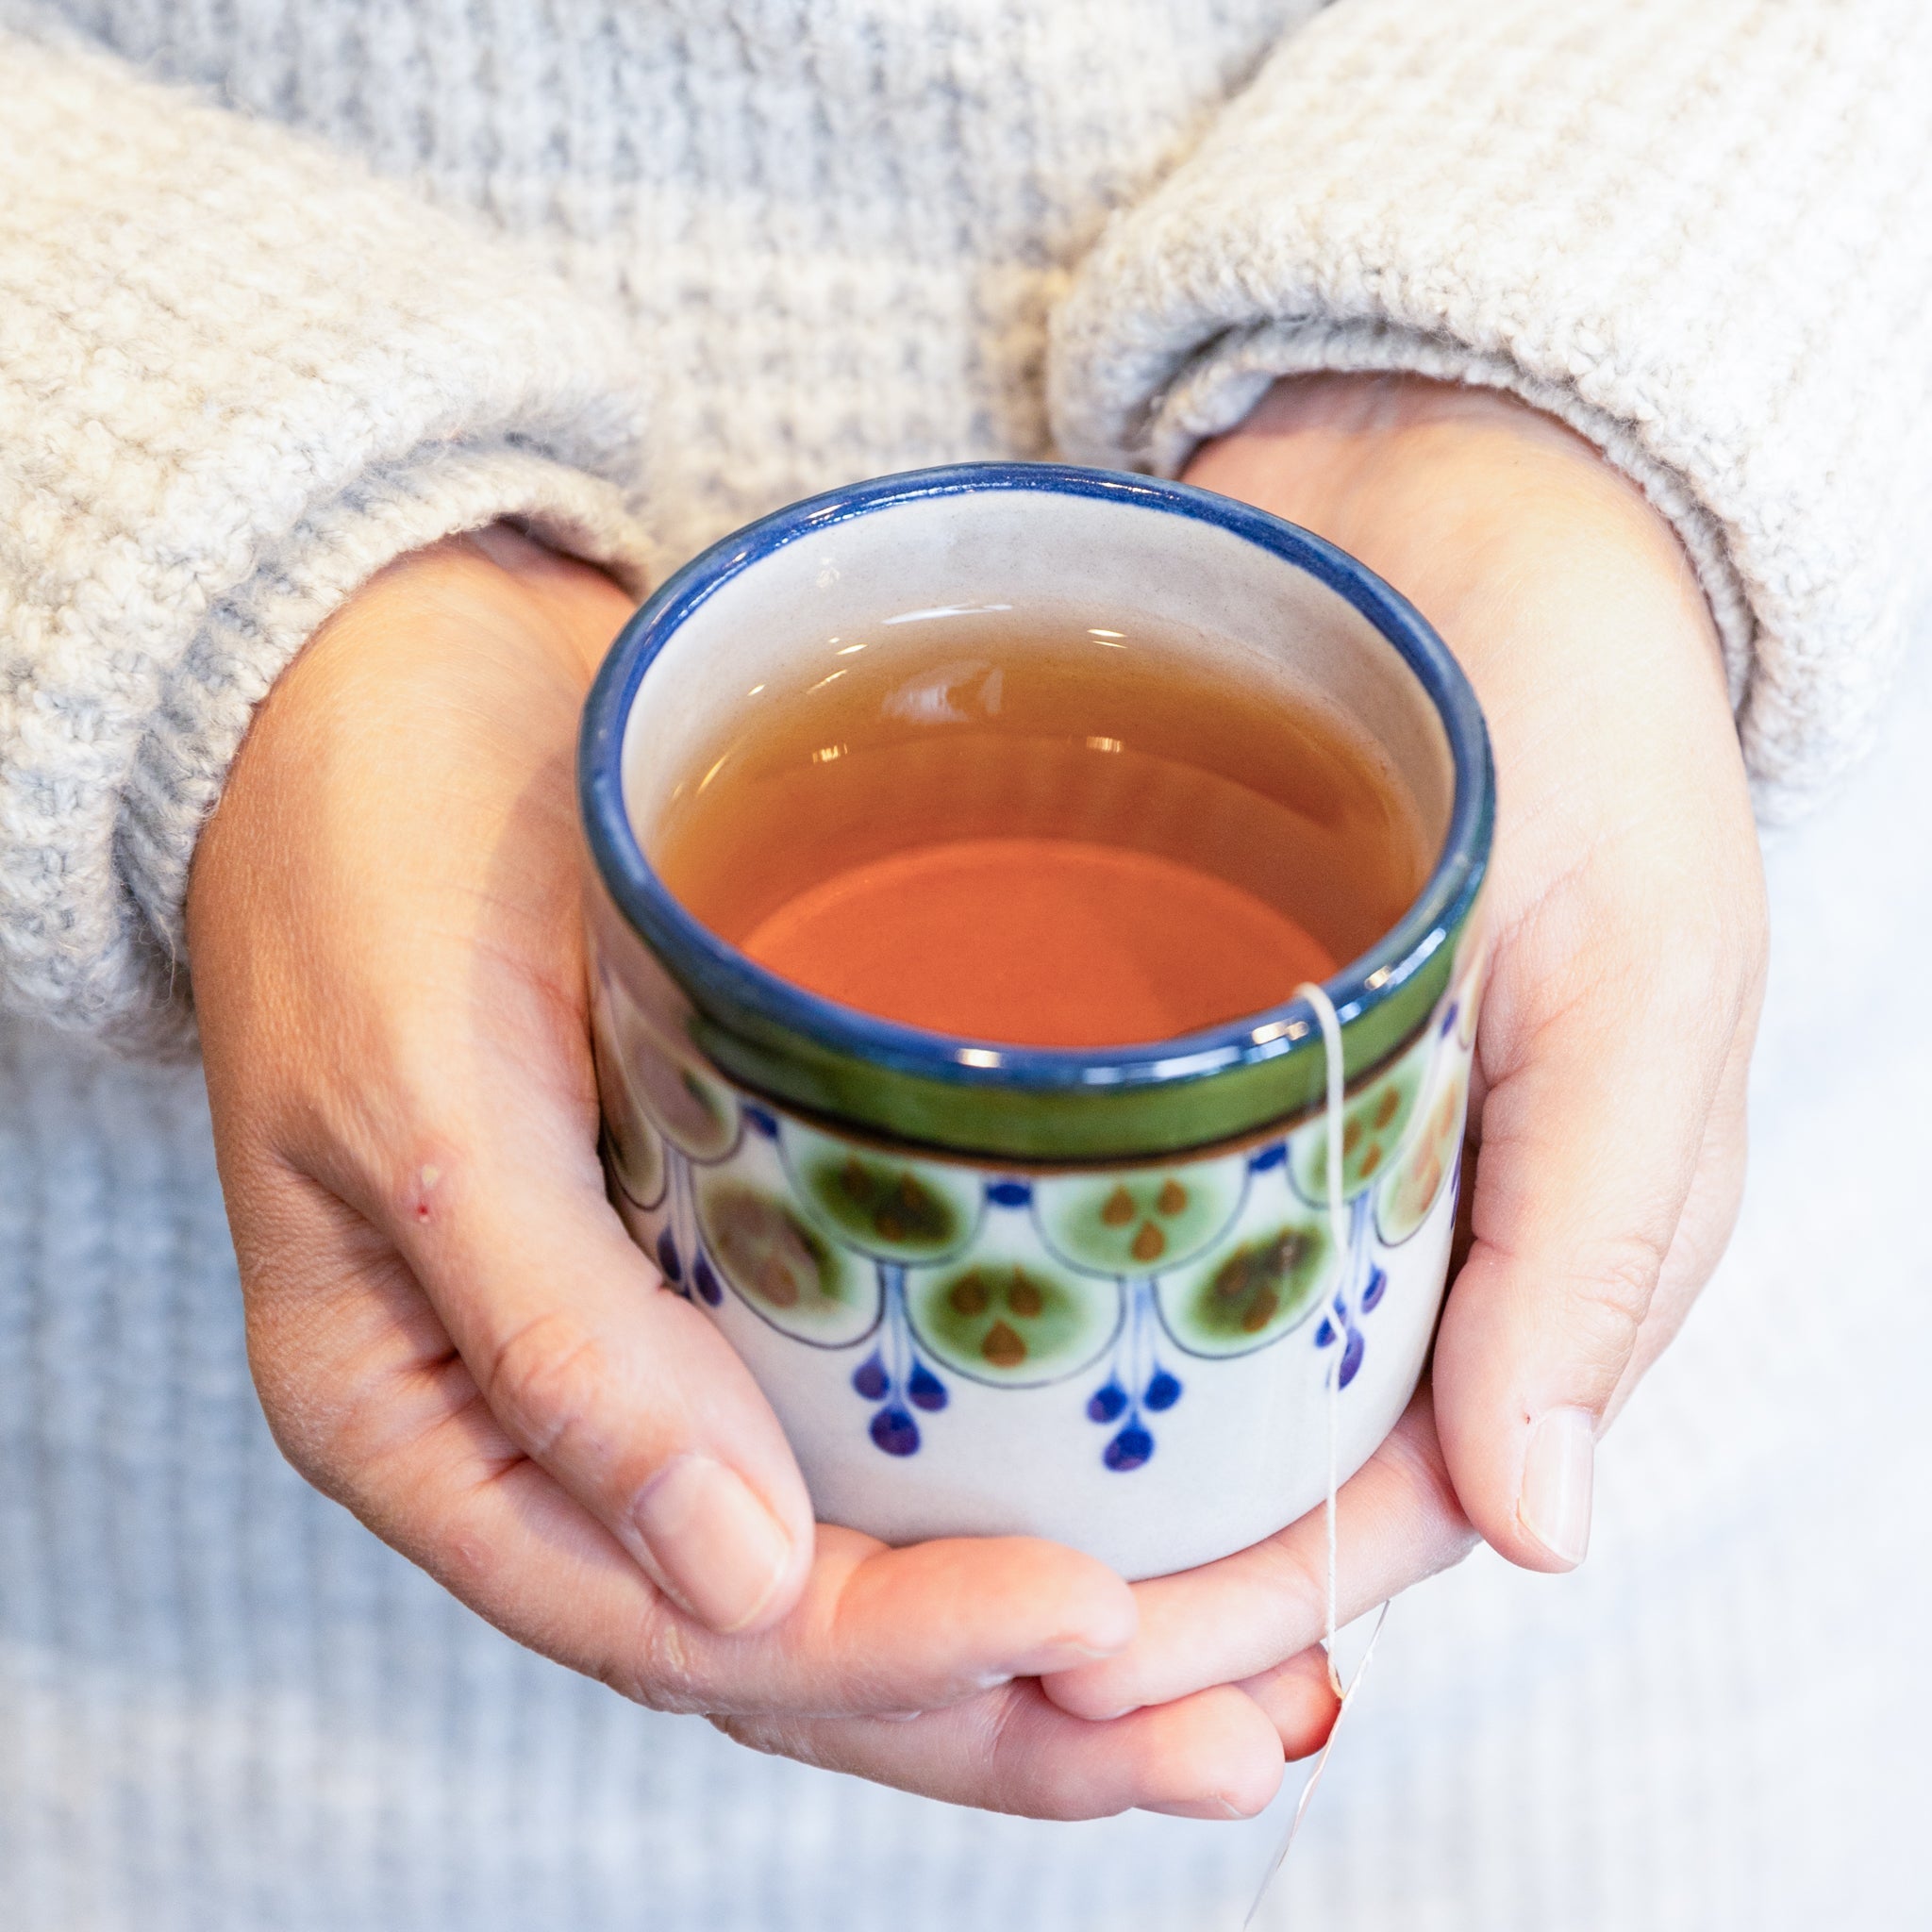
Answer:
[2,3,1930,1927]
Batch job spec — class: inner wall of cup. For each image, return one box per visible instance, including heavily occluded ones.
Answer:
[621,490,1456,881]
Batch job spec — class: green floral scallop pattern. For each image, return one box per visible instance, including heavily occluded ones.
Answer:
[1156,1167,1338,1357]
[698,1174,878,1346]
[1375,1045,1471,1245]
[591,981,667,1208]
[597,970,1482,1478]
[1288,1029,1430,1205]
[598,942,1483,1478]
[908,1223,1121,1388]
[1034,1157,1246,1276]
[634,1049,741,1162]
[598,971,741,1162]
[785,1123,983,1264]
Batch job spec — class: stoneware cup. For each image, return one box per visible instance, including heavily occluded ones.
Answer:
[579,462,1492,1581]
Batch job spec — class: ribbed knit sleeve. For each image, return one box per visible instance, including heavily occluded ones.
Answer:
[0,29,658,1051]
[1050,0,1932,818]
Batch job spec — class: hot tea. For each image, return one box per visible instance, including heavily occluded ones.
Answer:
[652,609,1431,1047]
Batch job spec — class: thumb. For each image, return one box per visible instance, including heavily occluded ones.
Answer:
[1432,945,1731,1574]
[373,1106,818,1636]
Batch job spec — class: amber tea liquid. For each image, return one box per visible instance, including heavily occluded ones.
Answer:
[653,611,1431,1048]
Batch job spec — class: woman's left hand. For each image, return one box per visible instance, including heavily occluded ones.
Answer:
[1042,374,1768,1728]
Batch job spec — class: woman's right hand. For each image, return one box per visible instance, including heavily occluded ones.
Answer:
[186,525,1335,1821]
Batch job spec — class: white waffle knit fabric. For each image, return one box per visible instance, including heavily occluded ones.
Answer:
[2,2,1930,1925]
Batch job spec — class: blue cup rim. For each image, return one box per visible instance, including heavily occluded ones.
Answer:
[580,461,1492,1105]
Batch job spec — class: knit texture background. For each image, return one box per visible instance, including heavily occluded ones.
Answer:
[1052,0,1932,818]
[5,636,1927,1930]
[2,1,1929,1925]
[0,25,661,1047]
[4,0,1930,1041]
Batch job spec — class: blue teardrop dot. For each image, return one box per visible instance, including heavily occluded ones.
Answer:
[871,1407,921,1457]
[1087,1382,1128,1424]
[1104,1424,1155,1473]
[1339,1329,1366,1389]
[1248,1141,1288,1174]
[1441,1001,1459,1036]
[987,1178,1034,1208]
[1314,1318,1337,1349]
[743,1103,780,1139]
[1143,1369,1182,1411]
[908,1361,948,1411]
[655,1229,683,1285]
[692,1255,723,1306]
[852,1354,890,1400]
[1361,1266,1388,1312]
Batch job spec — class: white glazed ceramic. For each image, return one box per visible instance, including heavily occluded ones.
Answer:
[579,463,1491,1580]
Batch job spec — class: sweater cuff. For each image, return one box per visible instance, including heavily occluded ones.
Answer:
[119,446,654,1050]
[0,29,659,1051]
[1049,0,1932,821]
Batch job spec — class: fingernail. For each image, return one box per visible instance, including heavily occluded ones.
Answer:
[631,1455,793,1633]
[1518,1407,1595,1567]
[1143,1797,1246,1822]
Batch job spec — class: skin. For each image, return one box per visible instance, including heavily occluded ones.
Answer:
[187,374,1766,1819]
[1043,375,1766,1727]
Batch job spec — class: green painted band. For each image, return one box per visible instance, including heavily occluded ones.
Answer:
[688,901,1473,1163]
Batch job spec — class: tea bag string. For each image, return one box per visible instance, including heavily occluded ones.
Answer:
[1241,984,1391,1928]
[1300,978,1351,1703]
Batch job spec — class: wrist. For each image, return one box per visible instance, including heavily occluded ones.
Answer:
[1185,373,1639,530]
[1182,374,1720,679]
[187,525,633,963]
[305,524,634,697]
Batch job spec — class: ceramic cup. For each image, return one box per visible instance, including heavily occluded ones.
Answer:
[579,463,1492,1580]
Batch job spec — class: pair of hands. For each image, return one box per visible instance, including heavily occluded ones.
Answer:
[187,375,1766,1821]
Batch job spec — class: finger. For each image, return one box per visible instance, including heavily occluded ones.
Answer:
[716,1679,1286,1822]
[1238,1647,1341,1762]
[1041,1388,1471,1719]
[1434,888,1748,1574]
[1604,999,1757,1424]
[245,1175,1137,1715]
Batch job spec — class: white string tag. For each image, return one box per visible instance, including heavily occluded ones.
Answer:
[1242,982,1391,1928]
[1241,1602,1389,1926]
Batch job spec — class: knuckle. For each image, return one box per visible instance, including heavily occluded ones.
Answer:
[478,1307,610,1460]
[240,1299,367,1494]
[1567,1229,1670,1369]
[609,1616,712,1714]
[979,1681,1129,1820]
[979,1688,1068,1816]
[432,1507,512,1605]
[591,1580,758,1716]
[252,1390,345,1498]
